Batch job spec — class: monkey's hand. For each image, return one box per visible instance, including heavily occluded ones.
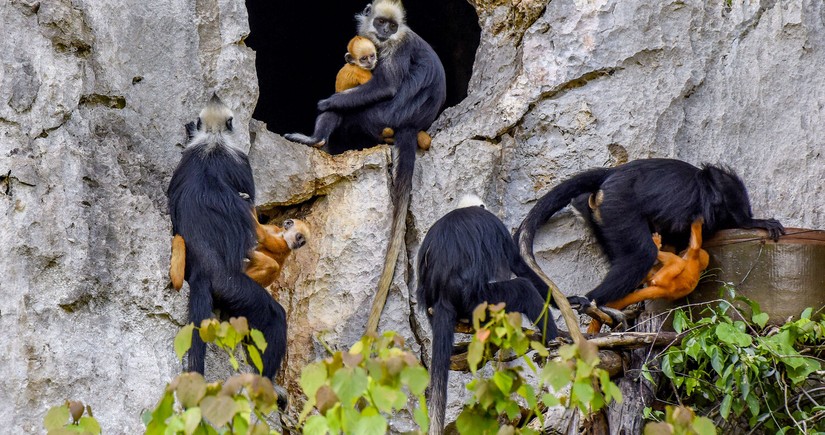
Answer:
[745,218,786,241]
[567,295,592,313]
[317,98,334,112]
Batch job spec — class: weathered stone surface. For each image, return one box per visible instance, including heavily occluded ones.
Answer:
[1,0,823,433]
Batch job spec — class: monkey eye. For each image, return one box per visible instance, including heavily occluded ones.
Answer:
[390,23,397,30]
[284,219,294,229]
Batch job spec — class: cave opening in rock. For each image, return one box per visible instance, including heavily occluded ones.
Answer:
[245,1,481,136]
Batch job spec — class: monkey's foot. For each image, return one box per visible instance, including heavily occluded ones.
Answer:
[568,296,628,331]
[273,383,289,411]
[597,306,628,331]
[284,133,325,148]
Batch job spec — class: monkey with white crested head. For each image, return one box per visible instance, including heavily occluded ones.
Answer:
[167,95,288,383]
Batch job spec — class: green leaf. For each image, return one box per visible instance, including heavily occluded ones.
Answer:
[541,393,560,407]
[752,312,769,329]
[303,415,331,435]
[571,381,595,410]
[145,391,175,435]
[801,307,813,320]
[331,367,368,405]
[692,416,718,435]
[182,407,202,435]
[530,340,549,357]
[401,366,430,396]
[250,329,267,353]
[232,414,250,435]
[246,344,264,374]
[369,384,404,413]
[176,372,207,409]
[44,405,70,430]
[350,407,388,435]
[300,362,328,398]
[200,395,237,428]
[456,408,498,435]
[716,323,753,347]
[517,384,538,409]
[542,361,573,391]
[673,309,687,334]
[719,394,732,420]
[414,395,429,431]
[467,339,485,373]
[492,371,514,394]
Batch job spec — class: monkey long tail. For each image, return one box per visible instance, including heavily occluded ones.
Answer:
[515,168,610,349]
[366,129,418,334]
[428,300,457,435]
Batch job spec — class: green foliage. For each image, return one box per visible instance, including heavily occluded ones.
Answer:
[144,317,281,434]
[297,331,429,435]
[643,406,716,435]
[456,302,622,434]
[652,288,825,433]
[43,401,101,435]
[175,317,268,374]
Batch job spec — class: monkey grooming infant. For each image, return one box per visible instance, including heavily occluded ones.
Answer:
[169,215,310,290]
[587,218,710,333]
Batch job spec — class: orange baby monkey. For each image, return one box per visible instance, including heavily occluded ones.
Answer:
[587,218,710,334]
[169,213,310,290]
[335,36,378,93]
[336,36,432,150]
[246,217,310,288]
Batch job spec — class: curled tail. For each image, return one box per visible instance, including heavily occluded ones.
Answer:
[366,129,417,334]
[515,168,611,265]
[428,300,457,435]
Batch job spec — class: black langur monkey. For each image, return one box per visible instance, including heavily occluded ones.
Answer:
[285,0,447,334]
[516,158,785,317]
[417,195,558,435]
[167,95,287,379]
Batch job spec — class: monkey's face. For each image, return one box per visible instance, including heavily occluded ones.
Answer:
[359,1,405,46]
[346,39,378,71]
[282,219,310,251]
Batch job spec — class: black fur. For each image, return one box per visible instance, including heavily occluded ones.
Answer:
[517,158,785,307]
[417,206,558,434]
[285,4,446,233]
[167,126,287,379]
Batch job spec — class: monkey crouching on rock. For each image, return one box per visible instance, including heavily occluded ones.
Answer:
[417,195,558,435]
[517,158,785,327]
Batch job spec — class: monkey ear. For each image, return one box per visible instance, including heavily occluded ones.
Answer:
[363,3,372,15]
[345,53,355,64]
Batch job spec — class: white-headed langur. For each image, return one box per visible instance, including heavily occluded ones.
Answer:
[284,0,447,334]
[417,195,558,435]
[167,95,288,387]
[516,158,785,325]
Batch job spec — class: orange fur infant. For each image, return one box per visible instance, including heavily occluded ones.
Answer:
[335,36,377,93]
[169,215,310,290]
[587,218,710,334]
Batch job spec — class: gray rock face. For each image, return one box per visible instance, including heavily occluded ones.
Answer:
[1,0,822,432]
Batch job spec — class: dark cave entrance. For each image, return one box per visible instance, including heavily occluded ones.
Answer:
[245,1,481,136]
